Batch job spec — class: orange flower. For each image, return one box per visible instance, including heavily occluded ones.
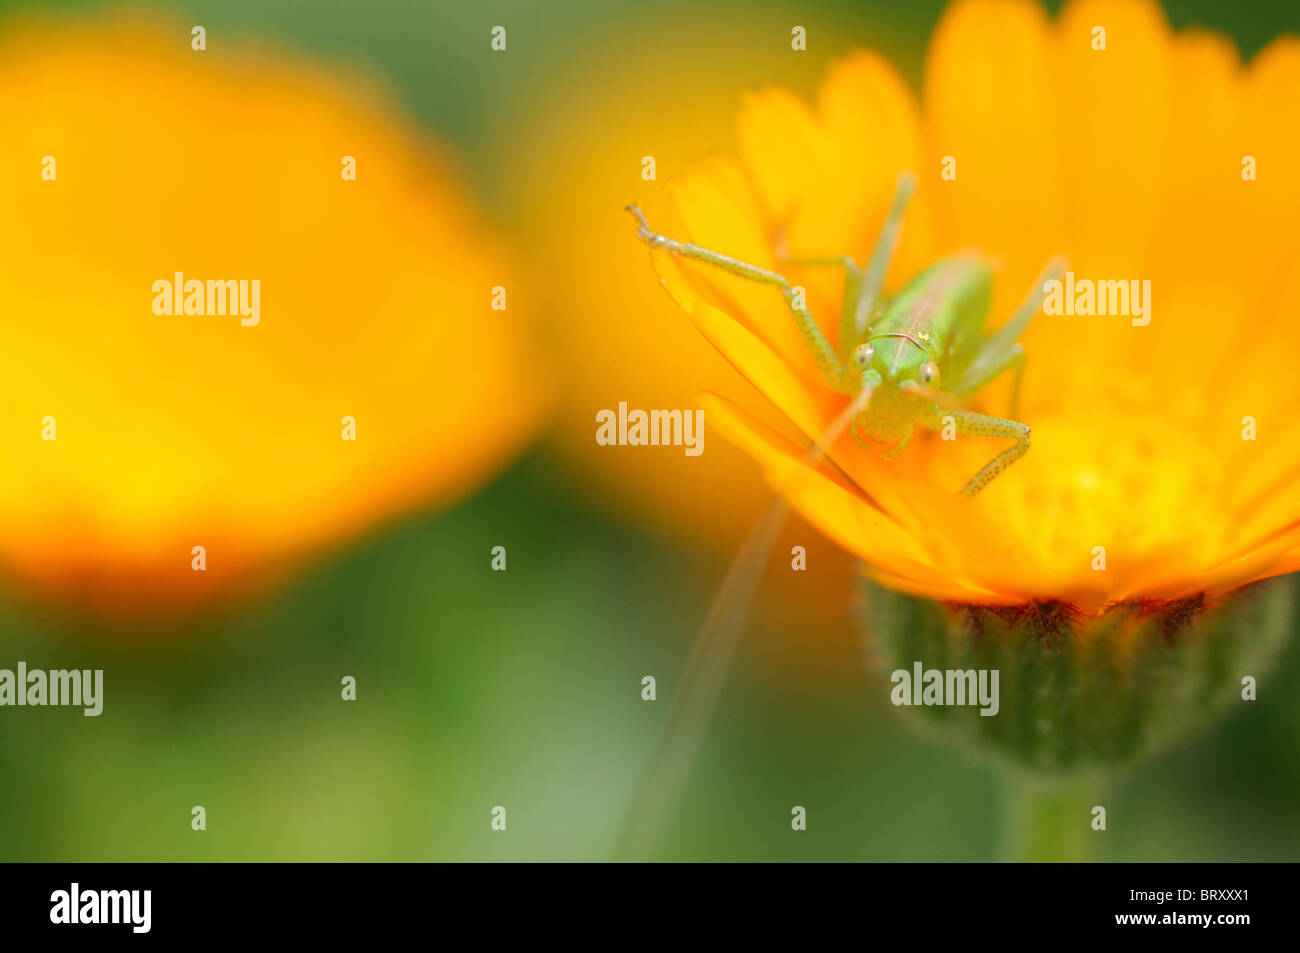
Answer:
[643,0,1300,611]
[0,14,543,616]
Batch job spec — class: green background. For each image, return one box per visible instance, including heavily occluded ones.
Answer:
[1,0,1297,861]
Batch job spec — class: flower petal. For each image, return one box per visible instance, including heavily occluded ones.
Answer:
[699,393,988,595]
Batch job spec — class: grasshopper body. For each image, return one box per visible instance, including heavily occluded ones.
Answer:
[851,255,990,449]
[629,172,1062,495]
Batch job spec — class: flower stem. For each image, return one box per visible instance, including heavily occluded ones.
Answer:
[1000,771,1107,862]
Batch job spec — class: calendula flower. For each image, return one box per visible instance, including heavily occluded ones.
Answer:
[647,0,1300,611]
[0,15,542,617]
[637,0,1300,772]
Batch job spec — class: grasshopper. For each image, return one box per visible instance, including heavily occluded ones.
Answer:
[627,172,1063,495]
[615,172,1062,860]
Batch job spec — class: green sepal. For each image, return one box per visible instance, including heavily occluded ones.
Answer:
[861,574,1295,774]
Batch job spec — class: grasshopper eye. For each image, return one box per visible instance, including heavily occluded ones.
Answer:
[919,360,940,387]
[854,342,874,369]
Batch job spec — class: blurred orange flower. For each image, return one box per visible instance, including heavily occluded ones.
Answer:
[642,0,1300,611]
[0,15,543,616]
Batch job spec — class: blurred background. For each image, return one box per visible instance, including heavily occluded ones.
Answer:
[1,0,1298,861]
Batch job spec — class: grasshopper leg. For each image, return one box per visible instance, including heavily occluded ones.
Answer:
[884,423,915,459]
[848,172,917,341]
[1005,344,1026,419]
[778,255,864,364]
[923,408,1030,496]
[778,255,857,268]
[948,256,1061,400]
[627,206,852,392]
[850,418,870,448]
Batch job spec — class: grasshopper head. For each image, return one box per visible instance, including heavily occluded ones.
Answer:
[852,338,941,391]
[851,341,939,445]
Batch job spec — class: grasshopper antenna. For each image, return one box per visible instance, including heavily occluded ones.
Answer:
[613,385,874,860]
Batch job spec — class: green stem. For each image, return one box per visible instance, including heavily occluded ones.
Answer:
[1000,771,1108,862]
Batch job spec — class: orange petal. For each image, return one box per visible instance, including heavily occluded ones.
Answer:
[1053,0,1173,264]
[924,0,1062,307]
[699,393,991,596]
[736,87,830,225]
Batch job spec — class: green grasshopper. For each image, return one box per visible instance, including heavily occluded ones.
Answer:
[627,172,1063,496]
[615,173,1062,860]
